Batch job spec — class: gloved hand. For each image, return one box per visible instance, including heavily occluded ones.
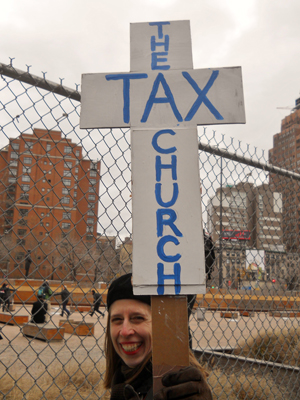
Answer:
[124,384,140,400]
[154,366,212,400]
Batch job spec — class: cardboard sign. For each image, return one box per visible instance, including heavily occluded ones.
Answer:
[80,67,245,129]
[80,20,245,297]
[131,127,205,295]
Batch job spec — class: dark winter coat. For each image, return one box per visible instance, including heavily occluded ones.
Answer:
[25,254,32,268]
[110,361,152,400]
[0,285,12,301]
[204,233,215,279]
[54,288,70,304]
[31,299,47,324]
[93,292,102,306]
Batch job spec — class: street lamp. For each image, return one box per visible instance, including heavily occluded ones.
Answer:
[219,155,223,288]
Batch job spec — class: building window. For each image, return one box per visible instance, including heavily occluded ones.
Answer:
[22,175,30,182]
[62,188,69,195]
[41,188,45,192]
[64,146,72,154]
[17,229,27,236]
[9,169,17,176]
[46,143,51,151]
[76,150,80,157]
[10,152,18,159]
[23,166,31,173]
[90,170,97,177]
[63,212,71,219]
[86,226,93,233]
[16,252,25,261]
[89,187,96,193]
[64,161,73,168]
[90,161,97,170]
[10,160,18,167]
[19,209,28,216]
[21,184,30,192]
[24,141,34,149]
[75,168,79,173]
[24,157,32,165]
[46,223,49,227]
[44,160,47,165]
[8,177,17,183]
[61,197,70,204]
[74,192,77,198]
[87,218,94,225]
[20,193,29,200]
[87,210,94,216]
[62,223,71,229]
[63,179,71,186]
[89,179,96,185]
[11,142,19,150]
[63,170,72,177]
[88,195,96,201]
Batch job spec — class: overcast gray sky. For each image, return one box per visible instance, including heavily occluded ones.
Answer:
[1,0,299,153]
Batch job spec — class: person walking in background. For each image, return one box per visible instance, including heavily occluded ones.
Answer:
[30,295,47,324]
[0,283,12,312]
[24,249,32,278]
[90,289,104,317]
[41,280,52,321]
[0,284,5,311]
[204,230,216,281]
[53,285,71,317]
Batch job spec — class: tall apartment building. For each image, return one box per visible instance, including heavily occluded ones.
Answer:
[207,182,283,250]
[0,128,100,280]
[207,182,283,286]
[269,97,300,252]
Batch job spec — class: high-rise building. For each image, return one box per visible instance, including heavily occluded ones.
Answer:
[207,182,283,250]
[207,182,283,287]
[0,128,100,280]
[269,97,300,252]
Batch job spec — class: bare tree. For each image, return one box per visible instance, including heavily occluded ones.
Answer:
[0,235,15,277]
[55,234,96,282]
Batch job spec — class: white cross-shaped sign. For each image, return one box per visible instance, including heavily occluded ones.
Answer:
[80,20,245,297]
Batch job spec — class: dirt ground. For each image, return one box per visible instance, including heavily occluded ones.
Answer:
[0,305,297,379]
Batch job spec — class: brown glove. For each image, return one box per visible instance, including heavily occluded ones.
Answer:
[154,366,212,400]
[124,384,140,400]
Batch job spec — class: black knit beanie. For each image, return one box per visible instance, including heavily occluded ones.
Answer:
[107,273,196,318]
[107,273,151,310]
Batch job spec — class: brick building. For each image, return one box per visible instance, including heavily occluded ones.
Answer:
[0,128,100,280]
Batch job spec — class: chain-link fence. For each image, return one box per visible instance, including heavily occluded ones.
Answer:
[0,61,300,399]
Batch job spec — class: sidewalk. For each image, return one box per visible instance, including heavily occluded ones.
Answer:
[0,305,297,379]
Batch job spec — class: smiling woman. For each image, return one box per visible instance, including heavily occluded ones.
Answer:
[104,273,212,400]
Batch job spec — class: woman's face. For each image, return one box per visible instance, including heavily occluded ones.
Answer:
[110,299,152,368]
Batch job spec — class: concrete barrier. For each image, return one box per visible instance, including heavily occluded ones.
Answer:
[22,323,65,342]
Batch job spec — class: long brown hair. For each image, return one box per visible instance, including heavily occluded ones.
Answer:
[104,312,208,388]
